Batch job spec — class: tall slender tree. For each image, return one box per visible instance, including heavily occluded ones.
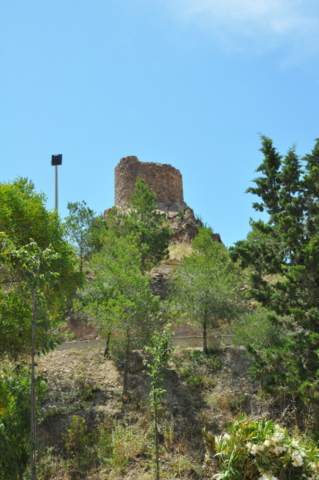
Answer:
[231,137,319,406]
[246,135,282,216]
[65,200,96,271]
[0,179,79,479]
[0,234,70,480]
[144,325,173,480]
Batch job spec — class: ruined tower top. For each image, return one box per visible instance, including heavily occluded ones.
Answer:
[114,156,186,211]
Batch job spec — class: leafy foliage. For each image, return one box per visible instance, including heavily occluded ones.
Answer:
[210,414,319,480]
[77,179,172,395]
[0,178,79,292]
[0,179,80,479]
[105,178,171,271]
[64,200,97,271]
[144,325,173,480]
[64,415,92,472]
[0,365,47,480]
[0,179,80,359]
[0,234,75,479]
[0,237,77,359]
[81,232,164,393]
[170,227,245,353]
[0,178,61,248]
[231,136,319,406]
[1,235,60,352]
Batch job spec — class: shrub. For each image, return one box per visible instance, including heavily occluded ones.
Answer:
[188,348,222,372]
[187,375,203,387]
[64,415,93,472]
[210,414,319,480]
[0,366,47,480]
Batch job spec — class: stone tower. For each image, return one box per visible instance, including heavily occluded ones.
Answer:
[114,156,187,211]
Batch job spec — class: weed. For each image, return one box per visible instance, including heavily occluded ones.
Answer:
[177,209,185,220]
[229,393,251,413]
[170,349,184,367]
[187,375,203,388]
[161,418,175,452]
[63,415,94,474]
[95,424,113,466]
[170,455,203,477]
[193,213,204,228]
[173,348,222,390]
[178,365,192,378]
[110,422,147,473]
[205,346,221,356]
[76,377,95,401]
[201,376,217,389]
[37,447,64,480]
[206,393,231,412]
[188,348,222,372]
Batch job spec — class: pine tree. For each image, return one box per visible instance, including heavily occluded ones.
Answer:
[171,228,245,353]
[231,137,319,407]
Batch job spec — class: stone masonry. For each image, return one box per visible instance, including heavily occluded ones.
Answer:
[114,156,187,212]
[107,155,223,246]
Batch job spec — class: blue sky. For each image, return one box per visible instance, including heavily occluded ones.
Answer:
[1,0,319,247]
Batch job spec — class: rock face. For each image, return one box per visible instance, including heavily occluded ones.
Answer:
[149,264,174,300]
[166,207,200,244]
[114,156,187,212]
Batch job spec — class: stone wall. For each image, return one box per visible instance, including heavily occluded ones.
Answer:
[114,156,186,211]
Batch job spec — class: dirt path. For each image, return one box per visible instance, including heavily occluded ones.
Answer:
[58,334,234,351]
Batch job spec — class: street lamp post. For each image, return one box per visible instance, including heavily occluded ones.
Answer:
[51,154,62,212]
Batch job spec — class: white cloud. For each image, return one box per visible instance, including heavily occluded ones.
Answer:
[168,0,319,61]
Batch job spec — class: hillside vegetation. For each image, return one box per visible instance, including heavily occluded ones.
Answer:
[31,344,269,480]
[2,136,319,479]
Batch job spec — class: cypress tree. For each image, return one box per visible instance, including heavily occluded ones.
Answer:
[231,137,319,407]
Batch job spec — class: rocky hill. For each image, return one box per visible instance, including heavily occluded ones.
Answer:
[35,339,301,480]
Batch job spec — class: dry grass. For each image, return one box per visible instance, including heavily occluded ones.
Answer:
[32,344,296,479]
[168,242,193,261]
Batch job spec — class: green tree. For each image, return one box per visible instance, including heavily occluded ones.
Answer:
[231,136,319,407]
[144,325,173,480]
[106,178,171,271]
[0,178,70,252]
[0,238,68,359]
[0,234,69,480]
[0,179,79,478]
[64,200,96,271]
[246,135,282,215]
[0,179,79,360]
[0,365,46,480]
[170,227,244,353]
[82,232,164,395]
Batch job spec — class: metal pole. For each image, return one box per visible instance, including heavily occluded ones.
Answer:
[55,165,58,211]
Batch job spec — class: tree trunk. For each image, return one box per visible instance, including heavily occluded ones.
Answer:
[30,286,37,480]
[203,319,208,354]
[123,343,129,396]
[104,332,111,358]
[154,398,160,480]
